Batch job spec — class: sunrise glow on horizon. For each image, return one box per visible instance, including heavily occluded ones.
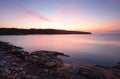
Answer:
[0,0,120,34]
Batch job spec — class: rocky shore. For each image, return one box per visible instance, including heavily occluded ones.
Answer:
[0,41,120,79]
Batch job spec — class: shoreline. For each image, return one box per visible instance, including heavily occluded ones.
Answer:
[0,41,120,79]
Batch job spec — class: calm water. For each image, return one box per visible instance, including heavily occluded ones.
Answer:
[0,34,120,66]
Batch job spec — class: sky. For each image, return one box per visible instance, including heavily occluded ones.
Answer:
[0,0,120,34]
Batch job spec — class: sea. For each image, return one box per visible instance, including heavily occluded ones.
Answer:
[0,34,120,66]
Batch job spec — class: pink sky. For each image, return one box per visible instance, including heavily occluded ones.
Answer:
[0,0,120,34]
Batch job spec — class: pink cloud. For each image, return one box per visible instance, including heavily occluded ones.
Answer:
[16,4,51,22]
[22,9,51,22]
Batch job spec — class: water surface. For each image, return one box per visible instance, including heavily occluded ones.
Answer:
[0,34,120,66]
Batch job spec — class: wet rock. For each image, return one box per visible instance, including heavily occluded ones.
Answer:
[0,72,7,79]
[95,64,110,69]
[113,62,120,70]
[30,50,69,58]
[26,51,68,69]
[78,66,106,79]
[0,41,22,51]
[8,50,29,59]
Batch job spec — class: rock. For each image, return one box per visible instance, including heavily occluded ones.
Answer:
[0,41,120,79]
[30,50,69,57]
[0,41,22,51]
[0,60,7,67]
[8,50,29,59]
[95,64,110,69]
[113,62,120,70]
[26,51,65,69]
[0,72,7,79]
[78,66,106,79]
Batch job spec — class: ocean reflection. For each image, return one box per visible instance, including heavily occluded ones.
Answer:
[0,34,120,66]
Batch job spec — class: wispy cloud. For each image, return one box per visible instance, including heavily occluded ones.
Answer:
[17,4,51,22]
[22,9,51,22]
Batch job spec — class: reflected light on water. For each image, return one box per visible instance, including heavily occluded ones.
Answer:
[0,34,120,66]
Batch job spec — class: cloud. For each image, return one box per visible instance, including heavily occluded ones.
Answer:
[16,4,51,22]
[22,9,51,22]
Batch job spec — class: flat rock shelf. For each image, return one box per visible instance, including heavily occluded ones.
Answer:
[0,41,120,79]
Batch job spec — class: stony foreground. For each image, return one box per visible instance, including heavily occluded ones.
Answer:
[0,41,120,79]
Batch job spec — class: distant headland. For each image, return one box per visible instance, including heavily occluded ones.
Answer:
[0,28,91,35]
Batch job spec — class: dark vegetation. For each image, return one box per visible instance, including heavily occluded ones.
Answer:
[0,28,91,35]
